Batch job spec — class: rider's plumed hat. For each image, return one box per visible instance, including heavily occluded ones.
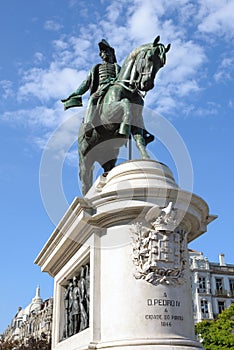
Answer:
[98,39,117,63]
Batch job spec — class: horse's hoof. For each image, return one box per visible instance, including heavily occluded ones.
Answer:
[142,154,151,160]
[96,174,108,192]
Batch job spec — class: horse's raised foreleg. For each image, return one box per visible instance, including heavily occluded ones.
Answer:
[118,97,150,159]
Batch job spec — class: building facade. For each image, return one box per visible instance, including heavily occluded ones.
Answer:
[190,251,234,323]
[2,286,53,346]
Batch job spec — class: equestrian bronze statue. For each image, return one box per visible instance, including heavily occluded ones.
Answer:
[61,36,170,195]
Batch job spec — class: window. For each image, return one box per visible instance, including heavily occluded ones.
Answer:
[201,299,209,315]
[198,276,206,292]
[217,301,225,314]
[229,279,234,294]
[215,278,223,291]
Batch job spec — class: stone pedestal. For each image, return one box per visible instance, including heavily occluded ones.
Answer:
[35,160,216,350]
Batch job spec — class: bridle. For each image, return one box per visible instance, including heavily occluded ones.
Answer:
[115,45,165,97]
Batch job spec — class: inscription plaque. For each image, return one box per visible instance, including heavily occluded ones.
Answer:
[145,293,184,328]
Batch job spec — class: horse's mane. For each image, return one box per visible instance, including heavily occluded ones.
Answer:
[118,43,152,79]
[117,41,166,82]
[129,43,152,61]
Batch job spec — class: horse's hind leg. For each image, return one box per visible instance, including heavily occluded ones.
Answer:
[79,154,93,196]
[95,158,117,192]
[102,158,117,173]
[133,132,150,159]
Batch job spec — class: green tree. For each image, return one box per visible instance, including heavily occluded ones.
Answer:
[26,336,51,350]
[195,303,234,350]
[0,339,20,350]
[0,336,51,350]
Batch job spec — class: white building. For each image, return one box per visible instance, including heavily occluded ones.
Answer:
[190,250,234,323]
[2,286,53,345]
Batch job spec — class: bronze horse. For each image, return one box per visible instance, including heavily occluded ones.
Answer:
[77,36,170,195]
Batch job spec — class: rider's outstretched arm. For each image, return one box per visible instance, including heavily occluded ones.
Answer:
[61,69,92,104]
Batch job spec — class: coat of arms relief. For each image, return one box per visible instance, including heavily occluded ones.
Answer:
[130,202,188,286]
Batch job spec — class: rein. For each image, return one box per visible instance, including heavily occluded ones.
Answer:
[115,80,147,98]
[114,46,164,98]
[114,53,151,98]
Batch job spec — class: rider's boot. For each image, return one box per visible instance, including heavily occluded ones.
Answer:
[134,134,150,159]
[83,101,97,138]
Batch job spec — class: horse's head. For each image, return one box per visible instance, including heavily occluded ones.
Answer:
[130,36,170,92]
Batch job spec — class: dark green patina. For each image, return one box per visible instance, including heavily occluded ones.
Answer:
[62,36,170,195]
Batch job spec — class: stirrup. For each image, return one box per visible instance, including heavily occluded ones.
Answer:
[119,123,131,135]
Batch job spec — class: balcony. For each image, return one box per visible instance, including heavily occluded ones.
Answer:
[210,264,234,274]
[214,289,228,297]
[228,290,234,297]
[201,313,212,319]
[197,288,211,294]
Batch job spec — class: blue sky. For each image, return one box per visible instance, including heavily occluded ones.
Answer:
[1,0,234,333]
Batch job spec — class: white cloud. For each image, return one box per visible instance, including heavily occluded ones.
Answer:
[128,1,163,43]
[3,104,62,129]
[67,37,93,67]
[165,40,206,83]
[35,112,82,168]
[176,2,197,25]
[176,80,201,97]
[149,94,178,115]
[214,57,234,83]
[0,80,13,99]
[68,0,78,7]
[53,39,69,50]
[2,102,84,165]
[44,20,63,31]
[16,34,96,104]
[197,0,234,39]
[66,149,78,167]
[34,52,45,63]
[105,1,125,23]
[40,113,79,150]
[18,67,87,102]
[194,102,221,116]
